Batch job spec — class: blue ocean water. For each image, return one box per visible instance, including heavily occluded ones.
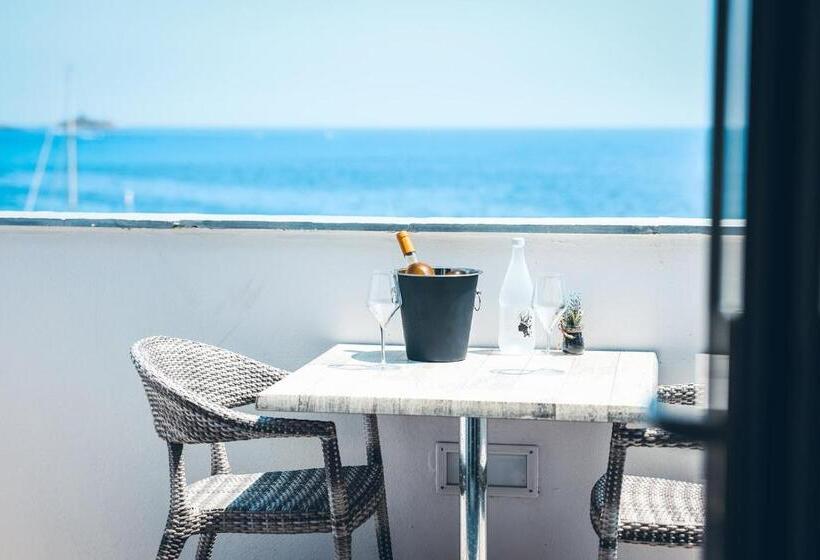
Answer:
[0,128,708,217]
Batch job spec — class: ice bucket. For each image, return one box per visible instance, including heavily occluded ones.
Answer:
[397,268,481,362]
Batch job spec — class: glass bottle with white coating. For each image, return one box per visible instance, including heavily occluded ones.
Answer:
[497,237,535,354]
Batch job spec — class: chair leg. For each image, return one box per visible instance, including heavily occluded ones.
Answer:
[333,533,352,560]
[195,533,217,560]
[374,495,393,559]
[597,538,618,560]
[156,530,188,560]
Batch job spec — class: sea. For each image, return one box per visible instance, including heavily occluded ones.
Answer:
[0,128,708,217]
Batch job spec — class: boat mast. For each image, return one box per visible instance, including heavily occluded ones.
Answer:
[24,129,54,211]
[24,67,80,212]
[65,66,78,209]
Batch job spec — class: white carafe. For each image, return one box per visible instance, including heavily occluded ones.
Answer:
[497,237,535,354]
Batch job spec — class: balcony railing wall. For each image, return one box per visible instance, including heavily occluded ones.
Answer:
[0,219,723,560]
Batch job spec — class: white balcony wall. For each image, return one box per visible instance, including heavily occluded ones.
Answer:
[0,222,712,560]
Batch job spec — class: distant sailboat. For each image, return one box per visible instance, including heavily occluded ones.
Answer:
[24,66,112,212]
[25,119,78,211]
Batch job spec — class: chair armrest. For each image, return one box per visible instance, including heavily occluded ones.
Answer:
[616,425,704,450]
[222,409,337,440]
[651,399,728,442]
[203,413,337,475]
[157,391,335,444]
[148,378,337,444]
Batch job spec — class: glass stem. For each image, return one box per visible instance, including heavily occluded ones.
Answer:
[380,326,386,365]
[548,325,555,353]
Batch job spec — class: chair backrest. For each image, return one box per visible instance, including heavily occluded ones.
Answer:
[656,383,706,406]
[130,336,287,443]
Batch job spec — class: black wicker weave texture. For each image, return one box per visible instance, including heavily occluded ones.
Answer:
[590,384,705,559]
[131,336,393,560]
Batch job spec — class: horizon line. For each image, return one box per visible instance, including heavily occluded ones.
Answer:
[1,123,711,131]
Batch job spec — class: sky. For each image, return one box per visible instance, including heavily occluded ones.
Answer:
[0,0,713,128]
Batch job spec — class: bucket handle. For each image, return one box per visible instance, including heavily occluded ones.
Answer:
[474,290,482,311]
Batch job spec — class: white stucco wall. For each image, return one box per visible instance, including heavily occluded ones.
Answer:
[0,222,709,560]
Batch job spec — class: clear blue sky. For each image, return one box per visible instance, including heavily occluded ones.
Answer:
[1,0,712,128]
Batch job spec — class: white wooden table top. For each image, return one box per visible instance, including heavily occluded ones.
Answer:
[256,344,658,422]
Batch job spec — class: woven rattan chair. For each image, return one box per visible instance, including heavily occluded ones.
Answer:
[131,336,393,560]
[590,384,705,559]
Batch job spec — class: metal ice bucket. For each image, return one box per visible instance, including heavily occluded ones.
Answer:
[397,268,481,362]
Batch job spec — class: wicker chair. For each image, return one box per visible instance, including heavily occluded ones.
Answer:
[130,336,393,560]
[590,384,705,559]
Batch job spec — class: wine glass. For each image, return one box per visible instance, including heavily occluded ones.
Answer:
[367,270,402,366]
[533,274,566,353]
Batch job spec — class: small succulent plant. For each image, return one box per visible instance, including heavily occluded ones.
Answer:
[560,292,585,354]
[560,292,583,333]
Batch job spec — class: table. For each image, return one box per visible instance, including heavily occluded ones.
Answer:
[257,344,658,560]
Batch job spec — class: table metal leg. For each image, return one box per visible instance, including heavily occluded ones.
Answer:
[459,416,487,560]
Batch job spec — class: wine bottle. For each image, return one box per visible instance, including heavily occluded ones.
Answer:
[396,231,435,276]
[498,237,535,354]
